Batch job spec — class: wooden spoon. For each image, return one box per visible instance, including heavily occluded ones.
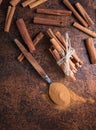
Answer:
[14,38,71,106]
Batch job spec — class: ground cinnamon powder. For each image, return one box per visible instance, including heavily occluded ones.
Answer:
[49,82,71,108]
[48,82,95,110]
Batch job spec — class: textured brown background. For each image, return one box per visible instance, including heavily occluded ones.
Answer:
[0,0,96,130]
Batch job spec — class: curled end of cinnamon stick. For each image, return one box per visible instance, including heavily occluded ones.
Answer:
[0,0,2,4]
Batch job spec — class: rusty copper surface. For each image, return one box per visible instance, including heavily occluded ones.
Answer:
[0,0,96,130]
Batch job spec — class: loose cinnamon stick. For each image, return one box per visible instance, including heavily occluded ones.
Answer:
[75,2,94,26]
[18,53,24,62]
[36,8,72,16]
[32,32,44,46]
[29,0,47,9]
[10,0,21,6]
[55,31,83,66]
[73,22,96,38]
[18,32,44,62]
[5,6,12,24]
[85,38,96,64]
[0,0,2,4]
[49,48,76,81]
[16,18,35,53]
[14,39,51,84]
[4,6,16,32]
[63,0,88,27]
[22,0,37,7]
[33,16,68,27]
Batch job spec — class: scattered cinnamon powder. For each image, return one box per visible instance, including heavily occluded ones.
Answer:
[41,82,95,110]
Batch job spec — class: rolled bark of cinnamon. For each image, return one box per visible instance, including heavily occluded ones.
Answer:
[22,0,37,7]
[18,53,24,62]
[4,6,16,32]
[50,38,64,54]
[29,0,47,9]
[73,22,96,38]
[0,0,2,4]
[32,32,44,46]
[5,6,12,24]
[85,38,96,64]
[10,0,21,6]
[33,16,68,27]
[63,0,88,27]
[36,8,72,16]
[16,18,35,53]
[18,32,44,62]
[75,2,94,26]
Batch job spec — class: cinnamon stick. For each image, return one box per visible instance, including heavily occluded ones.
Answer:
[36,8,72,16]
[63,0,88,27]
[22,0,37,7]
[33,16,68,27]
[32,32,44,46]
[50,38,64,54]
[5,6,12,24]
[55,31,83,66]
[18,32,44,62]
[18,53,24,62]
[16,18,35,53]
[0,0,2,4]
[4,6,16,32]
[75,2,94,26]
[85,38,96,64]
[10,0,21,6]
[29,0,47,9]
[73,22,96,38]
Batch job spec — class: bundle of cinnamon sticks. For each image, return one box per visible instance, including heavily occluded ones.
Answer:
[47,28,83,81]
[4,0,21,32]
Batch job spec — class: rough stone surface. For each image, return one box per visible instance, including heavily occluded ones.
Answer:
[0,0,96,130]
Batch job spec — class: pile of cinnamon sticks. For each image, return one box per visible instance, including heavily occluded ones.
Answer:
[47,28,83,81]
[63,0,96,64]
[3,0,95,82]
[63,0,96,37]
[33,8,72,27]
[22,0,47,9]
[4,0,21,32]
